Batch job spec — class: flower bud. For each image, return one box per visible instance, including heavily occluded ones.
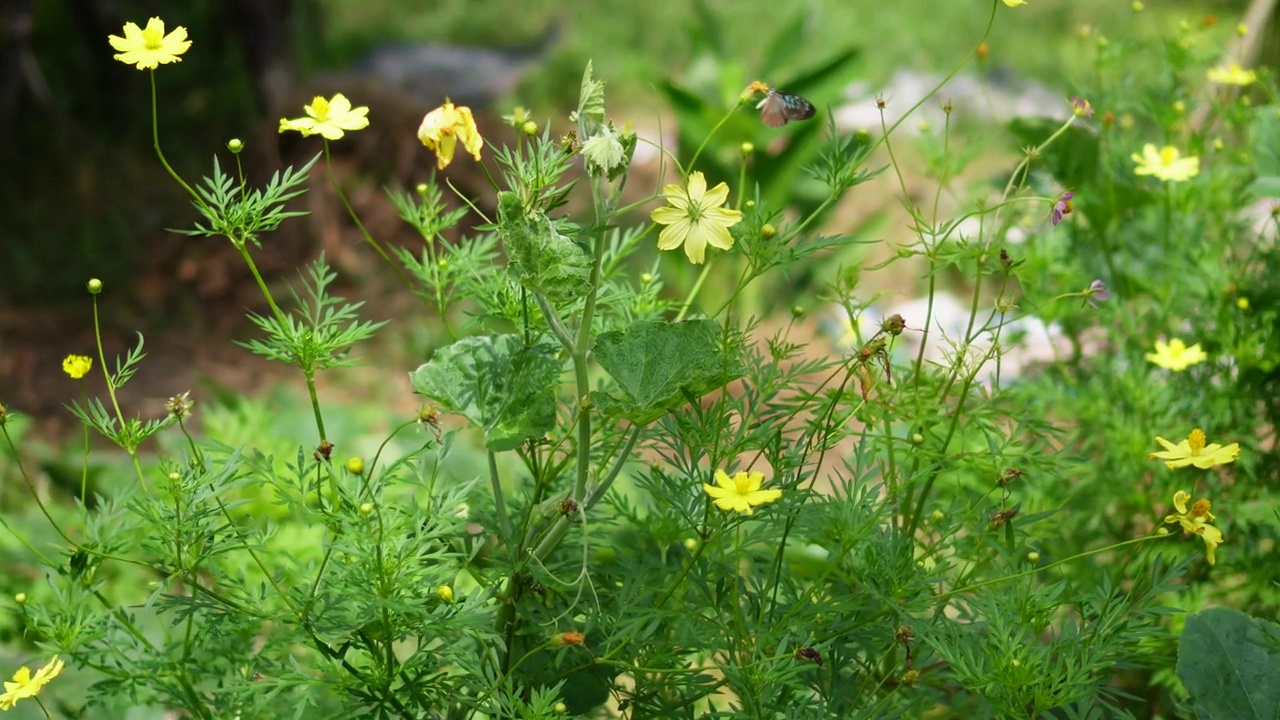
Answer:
[640,273,653,284]
[346,456,365,475]
[1237,297,1250,310]
[791,305,805,319]
[901,669,919,685]
[913,433,926,446]
[881,314,906,336]
[14,593,26,604]
[416,183,429,195]
[683,537,698,551]
[740,142,754,156]
[1027,551,1041,563]
[551,630,585,646]
[87,278,103,294]
[522,120,538,136]
[761,223,777,239]
[359,502,374,516]
[227,138,244,153]
[553,702,567,715]
[437,585,454,603]
[929,509,945,523]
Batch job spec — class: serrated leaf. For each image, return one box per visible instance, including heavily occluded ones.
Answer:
[578,60,606,127]
[591,319,744,424]
[1177,607,1280,720]
[409,335,561,451]
[498,192,593,302]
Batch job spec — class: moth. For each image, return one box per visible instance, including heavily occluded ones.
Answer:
[756,88,816,127]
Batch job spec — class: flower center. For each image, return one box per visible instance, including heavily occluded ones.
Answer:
[1188,429,1206,453]
[733,476,752,494]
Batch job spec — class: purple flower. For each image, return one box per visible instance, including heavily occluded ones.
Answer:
[1085,279,1110,308]
[1052,191,1074,226]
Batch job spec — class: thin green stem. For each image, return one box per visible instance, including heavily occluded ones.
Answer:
[322,142,415,291]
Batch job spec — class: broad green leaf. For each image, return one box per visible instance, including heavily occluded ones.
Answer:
[591,319,744,424]
[1177,607,1280,720]
[498,192,592,302]
[409,335,561,451]
[1250,105,1280,181]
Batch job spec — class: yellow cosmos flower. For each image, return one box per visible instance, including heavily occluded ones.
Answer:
[278,94,370,140]
[703,469,782,515]
[1149,428,1240,470]
[417,100,484,170]
[108,17,191,70]
[62,354,92,380]
[1145,338,1207,371]
[1131,144,1200,182]
[1162,490,1224,564]
[1003,0,1027,5]
[650,172,743,265]
[0,656,64,710]
[1207,62,1257,86]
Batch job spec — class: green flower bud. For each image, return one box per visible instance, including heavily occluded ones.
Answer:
[359,502,374,516]
[87,278,103,294]
[346,456,365,475]
[437,585,454,603]
[227,138,244,153]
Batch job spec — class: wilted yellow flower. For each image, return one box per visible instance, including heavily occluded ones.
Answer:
[1163,490,1224,564]
[1207,62,1257,86]
[0,656,64,710]
[108,17,191,70]
[1132,144,1200,182]
[1145,338,1206,371]
[418,100,484,170]
[279,94,370,140]
[650,171,742,264]
[703,469,782,515]
[1149,428,1240,470]
[62,355,92,380]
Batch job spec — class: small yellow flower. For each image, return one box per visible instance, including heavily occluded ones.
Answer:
[1149,428,1240,469]
[279,94,370,140]
[1162,490,1224,564]
[703,469,782,515]
[62,355,92,380]
[417,100,484,170]
[0,656,64,710]
[1131,144,1200,182]
[1145,338,1207,371]
[1207,62,1257,86]
[650,172,742,264]
[108,17,191,70]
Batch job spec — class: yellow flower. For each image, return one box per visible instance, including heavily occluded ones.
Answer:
[278,94,370,140]
[1150,428,1240,470]
[1145,338,1207,371]
[1131,144,1200,182]
[0,656,64,710]
[108,17,191,70]
[1163,490,1224,564]
[62,355,92,380]
[650,172,742,265]
[417,100,484,170]
[703,469,782,515]
[1207,62,1257,86]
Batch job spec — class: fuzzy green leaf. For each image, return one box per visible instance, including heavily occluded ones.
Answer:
[591,319,744,424]
[1177,607,1280,720]
[409,335,561,451]
[498,191,592,302]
